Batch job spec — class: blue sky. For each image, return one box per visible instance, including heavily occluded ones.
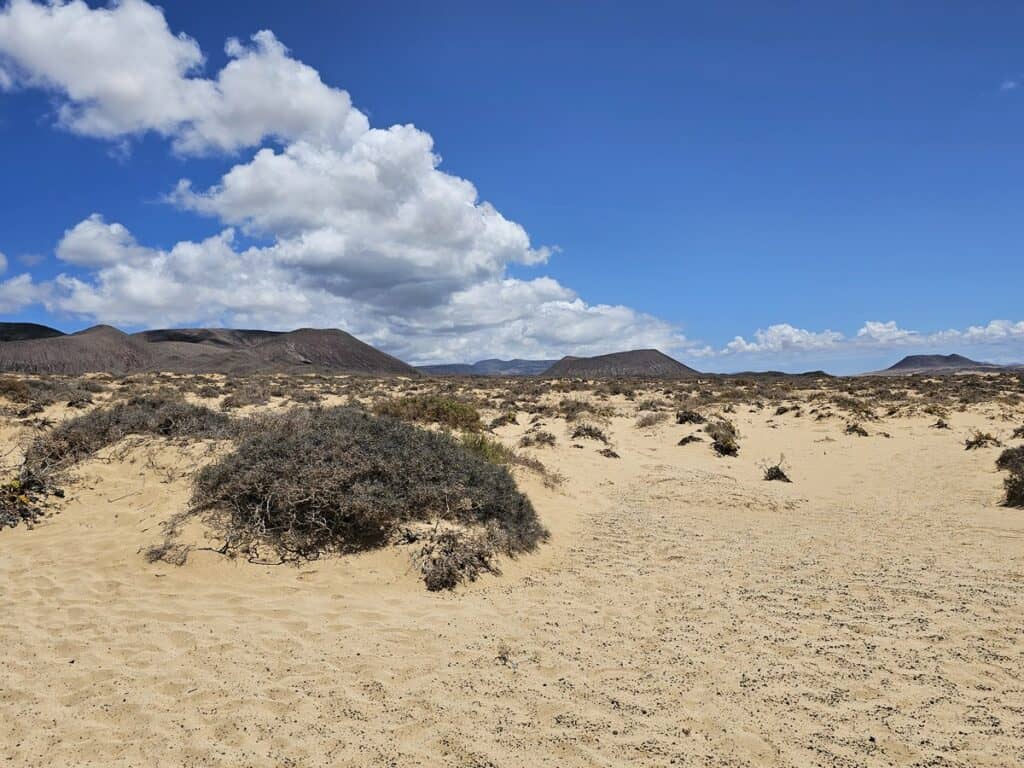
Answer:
[0,0,1022,373]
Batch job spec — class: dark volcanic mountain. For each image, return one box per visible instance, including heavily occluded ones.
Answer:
[882,354,1003,375]
[0,325,418,376]
[542,349,699,378]
[418,358,558,376]
[247,328,415,375]
[0,322,66,342]
[0,325,155,374]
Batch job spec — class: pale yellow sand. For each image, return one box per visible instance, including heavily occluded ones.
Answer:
[2,395,1023,766]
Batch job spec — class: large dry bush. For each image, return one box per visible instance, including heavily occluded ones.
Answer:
[373,394,482,431]
[186,407,546,586]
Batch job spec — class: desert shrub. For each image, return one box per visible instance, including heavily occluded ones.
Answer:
[0,478,51,529]
[0,376,105,407]
[0,377,31,403]
[598,448,620,459]
[404,524,496,591]
[489,410,518,429]
[187,407,546,586]
[636,397,667,411]
[635,411,668,429]
[596,381,635,398]
[373,395,482,432]
[461,432,558,487]
[571,423,609,443]
[1005,473,1024,507]
[677,434,703,446]
[558,398,611,422]
[998,446,1024,507]
[460,432,519,465]
[845,422,869,437]
[996,446,1024,474]
[519,430,556,448]
[675,409,706,425]
[965,431,1000,450]
[706,420,739,456]
[289,389,322,404]
[220,383,271,410]
[22,394,230,482]
[761,456,792,483]
[1013,425,1024,440]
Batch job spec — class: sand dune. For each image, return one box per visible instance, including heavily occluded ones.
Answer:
[1,379,1023,766]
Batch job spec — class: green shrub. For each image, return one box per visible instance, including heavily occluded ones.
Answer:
[373,395,482,431]
[461,432,519,465]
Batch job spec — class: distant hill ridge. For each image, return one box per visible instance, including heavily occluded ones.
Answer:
[543,349,699,378]
[879,353,1008,375]
[418,358,558,376]
[0,324,417,376]
[0,322,66,342]
[887,353,988,371]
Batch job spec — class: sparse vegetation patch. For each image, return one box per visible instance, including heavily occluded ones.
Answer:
[373,394,482,432]
[965,431,1001,450]
[571,423,609,443]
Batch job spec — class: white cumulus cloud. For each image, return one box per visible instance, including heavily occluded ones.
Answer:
[0,0,365,155]
[724,324,843,354]
[0,0,683,363]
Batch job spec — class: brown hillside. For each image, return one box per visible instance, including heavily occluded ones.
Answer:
[542,349,699,378]
[0,325,154,374]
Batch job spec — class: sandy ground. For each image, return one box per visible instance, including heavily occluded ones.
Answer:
[2,392,1023,766]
